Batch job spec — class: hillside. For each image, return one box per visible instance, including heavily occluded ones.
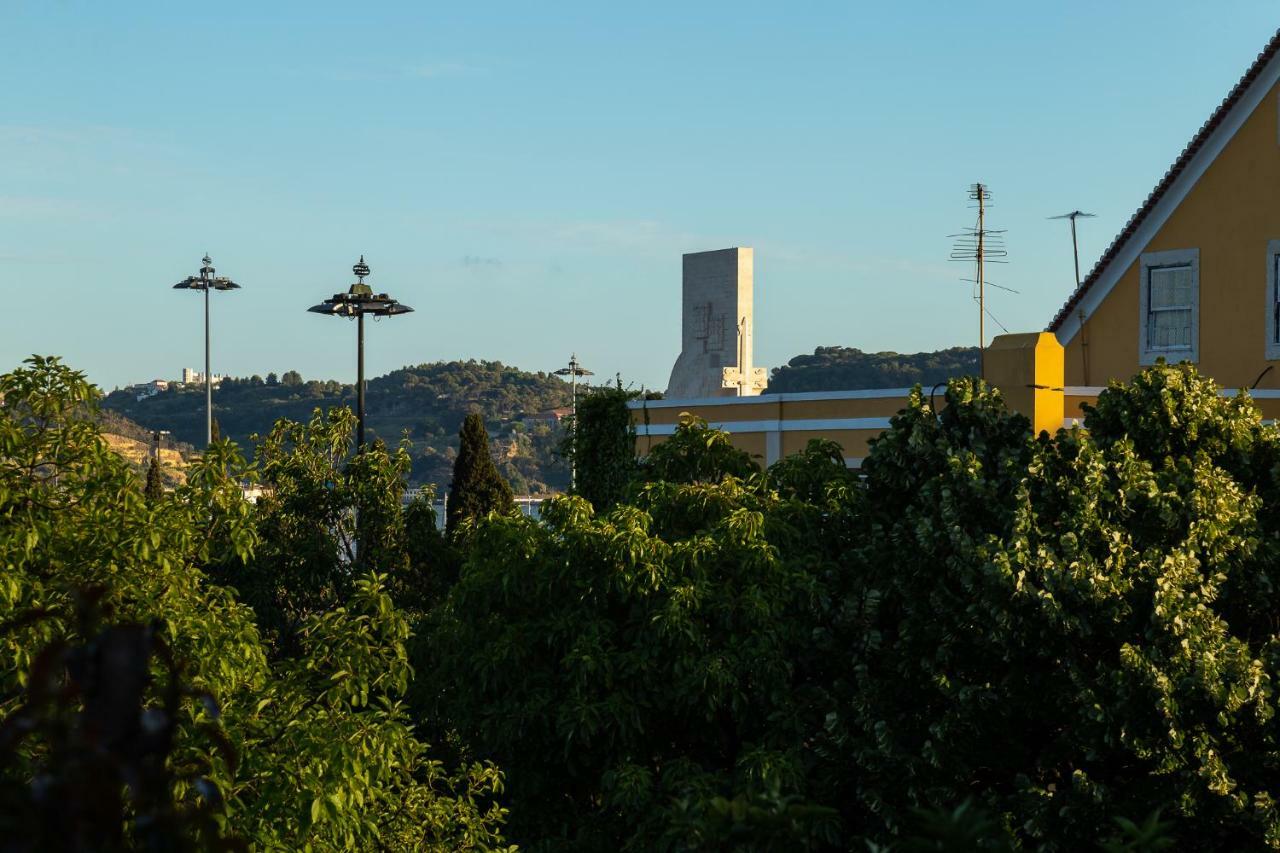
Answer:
[766,346,980,393]
[103,361,573,494]
[96,409,194,488]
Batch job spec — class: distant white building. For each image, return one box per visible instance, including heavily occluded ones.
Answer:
[181,368,224,386]
[130,379,170,401]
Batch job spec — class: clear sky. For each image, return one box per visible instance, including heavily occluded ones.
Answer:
[3,2,1278,392]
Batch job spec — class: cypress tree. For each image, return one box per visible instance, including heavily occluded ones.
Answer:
[211,417,222,443]
[447,413,515,536]
[144,456,164,503]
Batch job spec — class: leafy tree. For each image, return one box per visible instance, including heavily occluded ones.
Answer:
[639,415,760,485]
[446,413,514,537]
[0,590,239,851]
[399,489,460,613]
[265,372,278,386]
[214,407,416,654]
[143,455,164,502]
[0,356,513,851]
[560,382,638,511]
[211,416,222,443]
[767,345,978,393]
[281,370,302,386]
[421,446,839,850]
[101,359,573,492]
[827,367,1280,848]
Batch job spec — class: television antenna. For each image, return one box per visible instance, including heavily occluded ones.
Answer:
[949,183,1008,379]
[1049,210,1096,288]
[1050,210,1096,382]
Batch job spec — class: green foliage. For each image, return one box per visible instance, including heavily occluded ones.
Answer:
[102,359,573,491]
[0,356,511,850]
[561,382,638,511]
[446,413,515,537]
[210,408,413,653]
[827,366,1280,848]
[422,465,831,850]
[418,362,1280,850]
[639,415,761,485]
[0,591,240,851]
[144,455,164,502]
[891,800,1013,852]
[400,487,460,613]
[18,352,1280,850]
[767,345,978,393]
[1100,810,1177,853]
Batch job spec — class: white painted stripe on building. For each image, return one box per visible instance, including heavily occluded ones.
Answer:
[628,388,915,410]
[1220,388,1280,399]
[634,416,894,437]
[1063,387,1280,400]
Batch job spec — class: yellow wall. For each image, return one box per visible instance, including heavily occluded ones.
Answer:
[985,332,1064,435]
[1065,79,1280,390]
[634,334,1070,466]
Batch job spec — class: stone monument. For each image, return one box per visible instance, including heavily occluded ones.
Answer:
[665,247,767,399]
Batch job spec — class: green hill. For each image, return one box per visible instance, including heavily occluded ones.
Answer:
[103,361,573,494]
[766,346,980,393]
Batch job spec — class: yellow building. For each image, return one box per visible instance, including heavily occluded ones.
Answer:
[1051,28,1280,421]
[635,29,1280,465]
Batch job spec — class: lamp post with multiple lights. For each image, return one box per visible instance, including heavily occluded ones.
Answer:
[554,353,594,490]
[307,257,413,450]
[173,255,240,447]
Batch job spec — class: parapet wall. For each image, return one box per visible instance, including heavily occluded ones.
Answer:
[631,331,1280,468]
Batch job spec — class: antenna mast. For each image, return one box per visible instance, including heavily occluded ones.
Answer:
[1050,210,1096,382]
[1049,209,1096,288]
[950,183,1007,379]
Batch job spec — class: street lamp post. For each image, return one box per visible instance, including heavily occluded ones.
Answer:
[173,255,240,447]
[308,256,413,450]
[151,429,171,460]
[554,353,593,490]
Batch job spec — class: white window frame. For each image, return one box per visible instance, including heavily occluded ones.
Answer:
[1266,240,1280,360]
[1138,248,1199,365]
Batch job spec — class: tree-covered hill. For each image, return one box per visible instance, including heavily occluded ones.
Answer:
[766,345,980,392]
[102,360,572,493]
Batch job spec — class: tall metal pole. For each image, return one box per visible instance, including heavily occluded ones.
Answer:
[555,354,593,492]
[204,284,212,445]
[308,256,412,453]
[1070,216,1081,288]
[570,364,578,490]
[174,255,239,449]
[977,185,985,380]
[357,311,366,450]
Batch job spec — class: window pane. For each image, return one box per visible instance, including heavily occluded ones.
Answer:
[1150,308,1191,348]
[1150,265,1192,309]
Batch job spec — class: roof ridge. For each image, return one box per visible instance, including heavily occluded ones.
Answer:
[1048,28,1280,333]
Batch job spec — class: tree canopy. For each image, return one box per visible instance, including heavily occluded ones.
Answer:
[101,359,572,492]
[446,413,515,537]
[0,356,512,851]
[767,345,979,392]
[11,352,1280,851]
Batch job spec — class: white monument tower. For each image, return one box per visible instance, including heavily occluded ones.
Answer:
[666,247,767,399]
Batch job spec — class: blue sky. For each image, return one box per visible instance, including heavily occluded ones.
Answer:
[2,2,1278,392]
